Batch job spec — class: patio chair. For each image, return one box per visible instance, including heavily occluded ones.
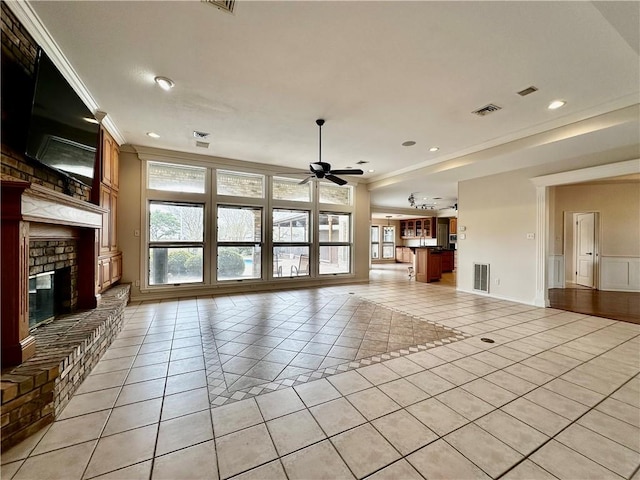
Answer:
[291,254,309,276]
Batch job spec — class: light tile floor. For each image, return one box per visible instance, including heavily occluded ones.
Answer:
[2,265,640,479]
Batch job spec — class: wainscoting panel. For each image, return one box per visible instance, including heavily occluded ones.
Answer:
[548,255,565,288]
[600,256,640,292]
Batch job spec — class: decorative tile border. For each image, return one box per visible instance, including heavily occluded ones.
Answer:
[203,295,470,407]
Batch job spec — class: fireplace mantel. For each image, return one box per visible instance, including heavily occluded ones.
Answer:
[1,177,106,366]
[22,182,105,228]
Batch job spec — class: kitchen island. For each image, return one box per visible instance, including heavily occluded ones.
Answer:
[414,248,455,282]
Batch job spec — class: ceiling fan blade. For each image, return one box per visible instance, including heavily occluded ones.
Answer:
[325,174,347,186]
[299,176,314,185]
[310,161,331,173]
[329,169,364,175]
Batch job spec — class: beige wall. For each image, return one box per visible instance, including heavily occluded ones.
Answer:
[458,170,538,304]
[118,149,143,297]
[552,182,640,257]
[117,148,370,302]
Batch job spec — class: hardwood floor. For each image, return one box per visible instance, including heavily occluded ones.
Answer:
[549,288,640,324]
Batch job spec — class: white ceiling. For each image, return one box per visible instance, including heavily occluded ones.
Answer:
[21,1,640,211]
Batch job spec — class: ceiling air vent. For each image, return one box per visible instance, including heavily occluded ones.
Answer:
[472,104,502,117]
[203,0,235,14]
[517,86,538,97]
[195,141,210,148]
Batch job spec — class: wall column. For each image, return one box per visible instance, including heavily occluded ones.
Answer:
[1,180,36,366]
[534,185,549,307]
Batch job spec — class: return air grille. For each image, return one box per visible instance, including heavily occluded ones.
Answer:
[472,104,502,117]
[473,263,490,293]
[203,0,235,14]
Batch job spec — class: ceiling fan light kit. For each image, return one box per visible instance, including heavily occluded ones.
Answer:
[298,119,364,186]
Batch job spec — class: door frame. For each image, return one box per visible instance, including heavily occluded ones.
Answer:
[531,159,639,307]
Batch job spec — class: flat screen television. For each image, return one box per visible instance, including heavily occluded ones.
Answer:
[25,49,100,187]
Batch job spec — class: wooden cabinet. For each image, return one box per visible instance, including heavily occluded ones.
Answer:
[415,248,442,283]
[400,217,436,239]
[93,127,122,293]
[449,218,457,235]
[395,247,414,264]
[100,131,119,190]
[441,250,454,272]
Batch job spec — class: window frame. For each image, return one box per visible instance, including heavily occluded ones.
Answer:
[139,157,357,292]
[216,204,264,282]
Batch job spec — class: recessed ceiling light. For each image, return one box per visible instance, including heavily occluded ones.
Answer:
[368,169,375,173]
[548,100,566,110]
[429,146,439,152]
[402,141,416,147]
[147,132,160,138]
[83,117,99,124]
[154,76,175,91]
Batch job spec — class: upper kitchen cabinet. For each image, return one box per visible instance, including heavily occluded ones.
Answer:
[449,217,457,234]
[400,217,436,239]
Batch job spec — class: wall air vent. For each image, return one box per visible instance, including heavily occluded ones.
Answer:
[195,141,210,148]
[472,104,502,117]
[517,86,538,97]
[203,0,235,14]
[473,263,490,293]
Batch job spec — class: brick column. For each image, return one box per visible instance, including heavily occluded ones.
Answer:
[1,180,36,366]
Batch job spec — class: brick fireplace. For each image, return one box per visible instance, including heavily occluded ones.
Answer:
[1,177,105,366]
[1,176,131,450]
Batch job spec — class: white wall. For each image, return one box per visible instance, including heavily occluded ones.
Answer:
[457,170,538,304]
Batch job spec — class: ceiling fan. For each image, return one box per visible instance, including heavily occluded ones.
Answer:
[297,119,364,186]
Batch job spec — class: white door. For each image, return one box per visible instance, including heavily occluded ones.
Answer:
[575,212,595,287]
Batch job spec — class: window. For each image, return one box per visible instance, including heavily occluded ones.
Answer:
[273,177,311,202]
[217,170,264,198]
[217,205,262,280]
[148,162,206,193]
[371,226,380,259]
[273,209,310,277]
[319,183,352,205]
[148,202,204,285]
[319,212,351,274]
[382,226,395,259]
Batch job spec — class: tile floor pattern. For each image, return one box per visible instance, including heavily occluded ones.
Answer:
[2,265,640,480]
[201,293,465,405]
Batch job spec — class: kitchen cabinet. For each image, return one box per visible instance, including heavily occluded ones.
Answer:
[441,250,454,272]
[400,217,436,239]
[449,218,457,235]
[415,248,442,282]
[395,247,414,264]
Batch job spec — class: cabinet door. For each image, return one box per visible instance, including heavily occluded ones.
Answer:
[111,144,119,191]
[450,218,457,234]
[110,190,118,252]
[101,132,113,187]
[100,185,111,253]
[111,254,122,283]
[99,257,111,290]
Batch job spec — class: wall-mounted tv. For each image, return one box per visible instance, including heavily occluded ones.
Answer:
[25,49,100,187]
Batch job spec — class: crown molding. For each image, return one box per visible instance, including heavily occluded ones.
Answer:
[6,1,126,146]
[531,158,640,187]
